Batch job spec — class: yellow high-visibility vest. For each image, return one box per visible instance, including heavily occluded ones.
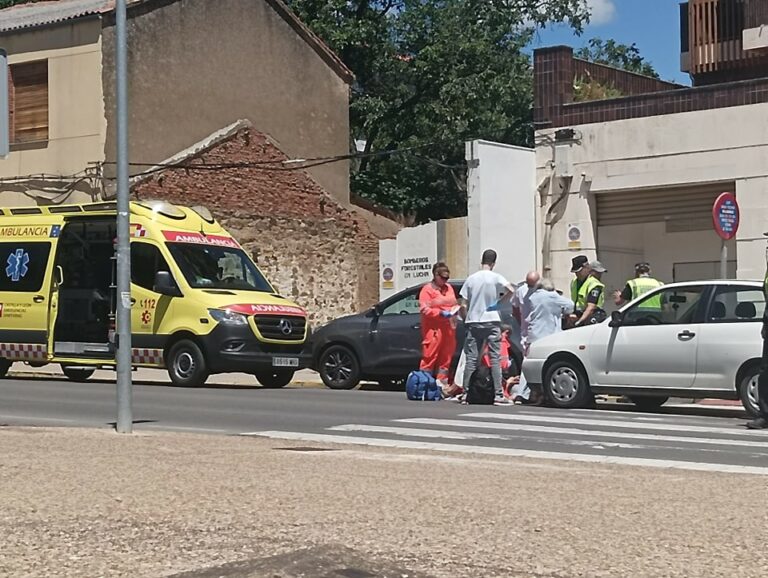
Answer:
[628,276,664,308]
[575,276,604,311]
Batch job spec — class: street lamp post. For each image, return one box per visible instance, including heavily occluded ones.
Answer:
[115,0,133,433]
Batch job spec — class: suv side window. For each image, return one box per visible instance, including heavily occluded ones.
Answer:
[623,286,705,326]
[131,242,171,291]
[0,242,51,292]
[708,286,765,323]
[381,289,420,316]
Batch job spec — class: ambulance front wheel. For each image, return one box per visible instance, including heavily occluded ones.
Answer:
[0,359,11,378]
[61,366,95,382]
[167,339,210,387]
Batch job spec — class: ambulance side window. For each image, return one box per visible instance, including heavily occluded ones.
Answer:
[131,242,171,291]
[0,242,51,292]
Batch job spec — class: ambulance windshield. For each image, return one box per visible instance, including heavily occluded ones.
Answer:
[167,243,273,292]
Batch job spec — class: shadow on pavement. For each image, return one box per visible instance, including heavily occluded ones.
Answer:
[596,402,748,420]
[165,544,432,578]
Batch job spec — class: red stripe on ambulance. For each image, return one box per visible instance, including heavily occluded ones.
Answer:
[224,304,306,317]
[162,231,240,248]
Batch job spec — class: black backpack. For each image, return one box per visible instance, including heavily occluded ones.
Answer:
[466,364,495,405]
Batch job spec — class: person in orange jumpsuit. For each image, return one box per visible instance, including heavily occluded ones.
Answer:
[418,262,458,385]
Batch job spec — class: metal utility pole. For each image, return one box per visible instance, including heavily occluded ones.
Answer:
[720,241,728,280]
[1,49,8,159]
[115,0,133,433]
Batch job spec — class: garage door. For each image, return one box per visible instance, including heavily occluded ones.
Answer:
[596,184,734,229]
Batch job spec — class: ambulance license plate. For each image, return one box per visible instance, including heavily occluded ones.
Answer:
[273,357,299,368]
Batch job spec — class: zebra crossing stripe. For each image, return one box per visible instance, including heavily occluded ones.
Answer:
[245,430,768,476]
[396,418,768,449]
[460,413,764,437]
[328,424,506,441]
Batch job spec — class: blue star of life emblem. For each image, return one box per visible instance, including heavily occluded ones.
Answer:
[6,249,30,282]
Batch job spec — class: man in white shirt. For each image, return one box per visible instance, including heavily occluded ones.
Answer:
[459,249,517,400]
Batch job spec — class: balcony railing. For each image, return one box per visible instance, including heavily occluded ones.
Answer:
[744,0,768,28]
[684,0,768,76]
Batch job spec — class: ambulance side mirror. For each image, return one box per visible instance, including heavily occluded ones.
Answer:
[153,271,182,297]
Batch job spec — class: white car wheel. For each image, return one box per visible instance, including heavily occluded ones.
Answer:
[544,360,592,409]
[739,368,761,417]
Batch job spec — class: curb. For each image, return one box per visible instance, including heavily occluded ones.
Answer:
[7,370,325,388]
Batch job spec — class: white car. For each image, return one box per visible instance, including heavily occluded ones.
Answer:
[522,280,763,415]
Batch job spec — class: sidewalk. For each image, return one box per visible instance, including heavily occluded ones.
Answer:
[7,362,325,388]
[1,427,765,577]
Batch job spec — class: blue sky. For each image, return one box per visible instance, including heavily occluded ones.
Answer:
[530,0,690,85]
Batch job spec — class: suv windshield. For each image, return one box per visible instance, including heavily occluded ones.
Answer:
[167,243,273,292]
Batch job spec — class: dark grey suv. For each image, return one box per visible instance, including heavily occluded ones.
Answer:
[309,281,522,390]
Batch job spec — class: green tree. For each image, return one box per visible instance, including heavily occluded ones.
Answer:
[574,37,659,78]
[288,0,589,222]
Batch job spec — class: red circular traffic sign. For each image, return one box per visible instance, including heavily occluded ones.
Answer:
[712,192,739,240]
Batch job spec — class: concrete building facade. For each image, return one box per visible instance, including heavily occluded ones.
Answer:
[532,8,768,301]
[0,0,353,206]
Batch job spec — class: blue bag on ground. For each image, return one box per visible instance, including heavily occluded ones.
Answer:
[406,371,440,401]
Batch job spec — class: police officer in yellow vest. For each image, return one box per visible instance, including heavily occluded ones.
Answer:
[569,258,607,327]
[569,255,589,302]
[613,262,664,308]
[747,235,768,429]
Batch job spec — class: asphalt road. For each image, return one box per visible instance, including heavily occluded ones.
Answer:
[2,376,767,475]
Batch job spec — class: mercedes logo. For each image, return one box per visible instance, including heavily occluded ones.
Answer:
[278,318,293,335]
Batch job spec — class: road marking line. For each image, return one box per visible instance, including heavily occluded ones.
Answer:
[328,424,651,450]
[460,413,764,437]
[329,424,506,440]
[0,414,75,423]
[245,431,768,476]
[146,426,229,434]
[397,418,768,449]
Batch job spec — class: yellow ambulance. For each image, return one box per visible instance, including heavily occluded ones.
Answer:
[0,200,310,387]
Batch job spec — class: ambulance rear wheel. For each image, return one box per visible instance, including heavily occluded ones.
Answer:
[0,359,11,378]
[167,340,209,387]
[62,366,95,382]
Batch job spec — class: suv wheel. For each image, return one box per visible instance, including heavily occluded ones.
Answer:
[543,359,593,409]
[319,345,360,390]
[738,365,761,417]
[255,370,294,388]
[167,339,209,387]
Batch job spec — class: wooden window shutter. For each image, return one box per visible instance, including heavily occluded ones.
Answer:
[10,60,48,144]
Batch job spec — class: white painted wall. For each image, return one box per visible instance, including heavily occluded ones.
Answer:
[394,222,438,291]
[466,140,536,286]
[536,103,768,291]
[378,217,470,299]
[378,238,397,301]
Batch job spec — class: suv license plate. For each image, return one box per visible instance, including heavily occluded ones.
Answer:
[273,357,299,368]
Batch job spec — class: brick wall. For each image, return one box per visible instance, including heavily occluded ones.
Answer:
[132,127,385,325]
